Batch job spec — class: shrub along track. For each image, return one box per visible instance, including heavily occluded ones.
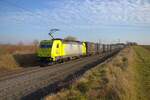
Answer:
[0,49,121,100]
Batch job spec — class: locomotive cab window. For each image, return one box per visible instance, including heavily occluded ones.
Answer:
[40,44,52,48]
[39,41,53,48]
[56,44,59,48]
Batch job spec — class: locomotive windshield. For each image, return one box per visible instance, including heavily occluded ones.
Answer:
[40,40,53,48]
[40,44,52,48]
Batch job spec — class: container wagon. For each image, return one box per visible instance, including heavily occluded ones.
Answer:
[85,42,98,56]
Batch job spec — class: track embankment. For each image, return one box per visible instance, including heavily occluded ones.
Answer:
[0,50,121,100]
[45,46,150,100]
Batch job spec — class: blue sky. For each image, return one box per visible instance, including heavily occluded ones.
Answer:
[0,0,150,44]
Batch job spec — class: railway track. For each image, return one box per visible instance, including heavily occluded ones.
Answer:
[0,50,121,100]
[0,55,99,81]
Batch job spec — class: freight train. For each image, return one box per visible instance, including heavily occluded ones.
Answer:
[37,38,125,63]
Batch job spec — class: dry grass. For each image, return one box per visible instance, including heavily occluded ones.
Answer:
[0,54,20,70]
[45,46,150,100]
[0,44,38,70]
[45,47,140,100]
[0,44,37,55]
[105,47,138,100]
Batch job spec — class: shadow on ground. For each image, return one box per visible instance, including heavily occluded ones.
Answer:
[13,53,39,67]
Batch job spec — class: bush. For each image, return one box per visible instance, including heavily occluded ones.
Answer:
[77,82,89,94]
[121,57,128,70]
[122,57,128,62]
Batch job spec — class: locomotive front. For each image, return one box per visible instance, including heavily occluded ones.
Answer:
[37,40,53,62]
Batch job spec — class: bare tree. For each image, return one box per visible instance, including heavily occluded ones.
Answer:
[33,40,39,47]
[18,41,24,46]
[64,36,77,41]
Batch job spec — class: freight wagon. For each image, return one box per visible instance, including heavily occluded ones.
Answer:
[85,42,98,55]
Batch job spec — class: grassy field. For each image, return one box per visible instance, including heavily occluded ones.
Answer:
[133,46,150,100]
[45,46,150,100]
[0,44,38,70]
[0,44,37,55]
[141,45,150,51]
